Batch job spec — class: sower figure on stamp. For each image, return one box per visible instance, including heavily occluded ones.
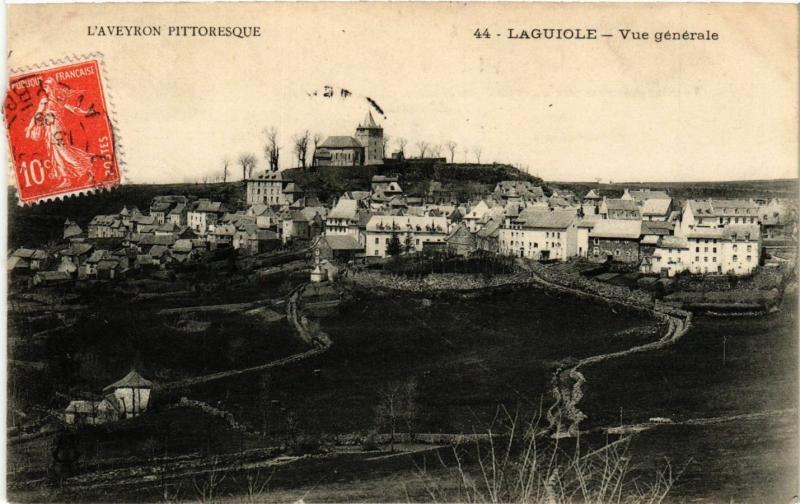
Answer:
[25,77,95,189]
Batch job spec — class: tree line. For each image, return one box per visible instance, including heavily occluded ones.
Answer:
[213,126,491,182]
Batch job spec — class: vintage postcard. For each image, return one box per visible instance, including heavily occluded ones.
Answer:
[4,3,798,503]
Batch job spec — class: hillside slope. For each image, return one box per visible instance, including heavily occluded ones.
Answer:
[284,160,546,202]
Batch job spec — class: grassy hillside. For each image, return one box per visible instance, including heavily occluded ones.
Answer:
[284,160,546,202]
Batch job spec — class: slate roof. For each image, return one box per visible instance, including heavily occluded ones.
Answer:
[148,245,170,258]
[322,235,363,250]
[589,220,642,240]
[97,260,121,271]
[359,110,380,129]
[641,220,675,236]
[687,199,759,217]
[517,209,576,229]
[250,170,284,181]
[103,370,153,391]
[140,234,176,246]
[283,182,302,193]
[319,136,363,149]
[721,224,761,241]
[64,222,84,239]
[192,200,226,213]
[642,198,672,216]
[604,199,638,211]
[627,189,670,202]
[90,214,121,226]
[61,243,93,257]
[584,189,601,200]
[172,239,194,253]
[477,219,502,238]
[329,199,359,220]
[657,236,690,250]
[85,250,109,264]
[12,248,48,260]
[367,215,448,233]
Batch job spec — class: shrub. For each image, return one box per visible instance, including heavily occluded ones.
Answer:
[361,431,379,451]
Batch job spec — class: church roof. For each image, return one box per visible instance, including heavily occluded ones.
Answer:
[359,110,380,129]
[320,136,363,149]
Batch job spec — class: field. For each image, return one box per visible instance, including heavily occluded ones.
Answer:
[551,178,798,203]
[577,291,799,502]
[190,285,662,437]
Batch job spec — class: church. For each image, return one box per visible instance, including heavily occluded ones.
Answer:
[314,111,384,167]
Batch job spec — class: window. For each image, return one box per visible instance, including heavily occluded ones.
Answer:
[712,257,716,262]
[733,255,738,262]
[704,257,708,263]
[747,245,752,252]
[695,256,699,262]
[594,238,599,245]
[704,247,708,253]
[375,237,379,244]
[593,247,599,256]
[614,249,621,256]
[733,244,738,252]
[713,247,717,253]
[747,255,752,262]
[696,247,700,252]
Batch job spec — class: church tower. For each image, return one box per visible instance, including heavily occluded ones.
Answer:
[355,111,384,165]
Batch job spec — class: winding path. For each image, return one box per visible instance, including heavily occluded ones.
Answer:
[160,283,332,391]
[513,261,693,437]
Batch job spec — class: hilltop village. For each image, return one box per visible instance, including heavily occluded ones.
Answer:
[8,112,797,294]
[9,170,796,286]
[6,112,799,503]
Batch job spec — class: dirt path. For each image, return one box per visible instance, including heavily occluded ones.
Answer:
[505,261,694,437]
[160,283,332,391]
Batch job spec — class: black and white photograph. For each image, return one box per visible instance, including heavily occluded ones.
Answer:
[3,3,798,503]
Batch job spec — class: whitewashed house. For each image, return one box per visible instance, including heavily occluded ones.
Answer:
[103,370,153,419]
[499,209,577,261]
[365,215,448,257]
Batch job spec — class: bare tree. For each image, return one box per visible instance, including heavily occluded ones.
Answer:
[462,146,469,163]
[473,146,483,164]
[374,378,419,452]
[263,127,280,172]
[445,141,458,163]
[416,141,429,159]
[397,137,408,156]
[381,134,391,157]
[293,130,311,169]
[311,133,322,167]
[222,158,230,183]
[430,144,442,159]
[238,153,257,181]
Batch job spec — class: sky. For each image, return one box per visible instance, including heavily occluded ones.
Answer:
[6,2,798,184]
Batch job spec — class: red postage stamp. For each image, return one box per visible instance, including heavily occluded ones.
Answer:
[5,57,121,205]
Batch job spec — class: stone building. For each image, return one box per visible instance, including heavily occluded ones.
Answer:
[588,219,643,264]
[314,111,384,167]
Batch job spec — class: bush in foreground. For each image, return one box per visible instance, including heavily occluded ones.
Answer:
[419,410,676,504]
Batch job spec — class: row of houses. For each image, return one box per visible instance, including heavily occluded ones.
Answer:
[11,175,796,285]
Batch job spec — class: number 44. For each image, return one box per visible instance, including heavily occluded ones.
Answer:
[473,28,491,39]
